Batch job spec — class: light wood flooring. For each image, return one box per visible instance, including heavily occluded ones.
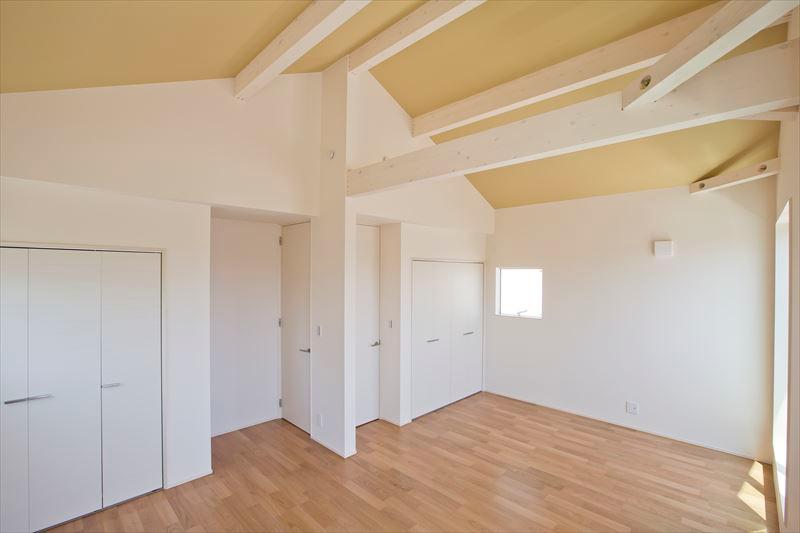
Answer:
[53,392,778,532]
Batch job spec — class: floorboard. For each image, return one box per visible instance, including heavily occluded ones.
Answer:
[51,392,779,532]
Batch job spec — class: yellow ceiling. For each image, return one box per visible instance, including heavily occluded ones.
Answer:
[0,0,789,208]
[468,120,780,209]
[370,0,716,117]
[0,0,309,93]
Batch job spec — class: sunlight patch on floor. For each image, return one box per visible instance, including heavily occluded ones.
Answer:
[738,480,767,520]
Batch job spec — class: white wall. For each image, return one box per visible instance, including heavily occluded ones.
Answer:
[379,222,486,425]
[485,182,775,461]
[0,176,211,488]
[210,218,281,437]
[347,72,494,234]
[0,76,321,216]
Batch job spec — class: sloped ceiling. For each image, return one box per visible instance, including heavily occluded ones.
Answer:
[0,0,786,207]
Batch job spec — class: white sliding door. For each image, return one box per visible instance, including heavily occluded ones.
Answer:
[411,261,452,419]
[1,248,30,533]
[412,260,483,420]
[28,249,103,531]
[281,223,311,433]
[450,262,483,400]
[101,252,162,506]
[356,226,380,426]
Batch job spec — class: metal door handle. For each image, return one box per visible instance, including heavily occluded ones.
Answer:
[299,348,311,353]
[426,338,439,343]
[101,383,122,389]
[463,331,475,336]
[5,393,53,405]
[370,340,381,347]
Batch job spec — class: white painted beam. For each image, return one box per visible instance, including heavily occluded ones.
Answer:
[348,39,799,196]
[622,0,797,109]
[690,158,780,193]
[411,2,725,137]
[235,1,369,100]
[739,106,799,121]
[349,0,484,76]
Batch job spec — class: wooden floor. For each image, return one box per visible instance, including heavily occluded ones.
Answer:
[53,392,778,532]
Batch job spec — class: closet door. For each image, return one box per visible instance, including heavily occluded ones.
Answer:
[411,261,452,418]
[450,262,483,402]
[1,248,30,533]
[28,249,102,531]
[101,252,162,507]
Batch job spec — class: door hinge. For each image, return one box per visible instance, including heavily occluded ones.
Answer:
[278,398,283,408]
[278,317,282,327]
[279,236,283,246]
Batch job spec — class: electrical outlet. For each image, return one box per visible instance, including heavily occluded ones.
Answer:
[626,401,639,415]
[315,413,323,427]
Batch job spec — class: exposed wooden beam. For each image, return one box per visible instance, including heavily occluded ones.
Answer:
[235,1,369,100]
[349,1,484,76]
[690,158,780,193]
[348,39,798,196]
[412,3,726,137]
[739,105,799,121]
[622,0,797,109]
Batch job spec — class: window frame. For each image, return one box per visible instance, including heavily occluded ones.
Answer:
[495,267,543,320]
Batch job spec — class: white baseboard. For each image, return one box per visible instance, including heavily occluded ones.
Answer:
[164,469,213,489]
[211,414,281,437]
[484,389,770,464]
[311,434,356,459]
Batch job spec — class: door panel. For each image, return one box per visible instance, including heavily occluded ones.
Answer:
[411,261,451,419]
[1,248,30,533]
[281,224,311,433]
[28,249,102,531]
[356,226,380,426]
[450,262,483,401]
[101,252,162,507]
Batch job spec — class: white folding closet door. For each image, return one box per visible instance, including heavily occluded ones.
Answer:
[101,252,162,506]
[355,225,380,426]
[281,223,311,433]
[450,262,483,400]
[411,261,452,419]
[28,249,103,531]
[1,248,30,533]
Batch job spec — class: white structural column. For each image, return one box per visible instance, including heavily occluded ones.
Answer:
[311,57,358,457]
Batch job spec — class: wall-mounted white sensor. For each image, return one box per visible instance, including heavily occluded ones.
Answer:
[653,240,674,258]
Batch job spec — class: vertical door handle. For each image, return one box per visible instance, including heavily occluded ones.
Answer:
[101,383,122,389]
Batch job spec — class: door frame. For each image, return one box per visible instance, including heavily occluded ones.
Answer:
[1,241,166,492]
[409,258,485,421]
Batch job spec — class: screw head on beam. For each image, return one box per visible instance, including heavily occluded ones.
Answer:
[699,182,706,189]
[759,164,767,172]
[640,75,652,90]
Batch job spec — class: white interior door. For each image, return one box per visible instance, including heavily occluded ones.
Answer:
[28,249,102,531]
[281,223,311,433]
[411,261,452,419]
[450,262,483,401]
[1,248,30,533]
[101,252,162,507]
[356,226,380,426]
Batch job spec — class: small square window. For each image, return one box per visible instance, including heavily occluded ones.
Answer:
[496,268,542,319]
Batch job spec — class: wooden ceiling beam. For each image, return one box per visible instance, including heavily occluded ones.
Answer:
[738,105,799,121]
[348,39,798,196]
[235,0,369,100]
[622,0,797,109]
[689,158,780,193]
[411,3,726,137]
[349,0,484,76]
